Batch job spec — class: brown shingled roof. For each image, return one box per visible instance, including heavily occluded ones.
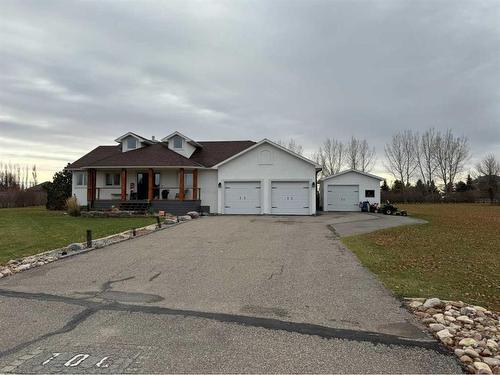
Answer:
[191,141,256,167]
[67,140,256,169]
[67,146,120,169]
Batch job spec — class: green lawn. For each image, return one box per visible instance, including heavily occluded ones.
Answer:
[0,206,157,264]
[342,204,500,311]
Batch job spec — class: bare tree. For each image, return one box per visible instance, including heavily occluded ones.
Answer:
[276,138,304,155]
[346,137,375,172]
[415,128,438,185]
[32,165,38,186]
[476,153,500,202]
[434,130,470,192]
[314,138,345,176]
[384,130,418,187]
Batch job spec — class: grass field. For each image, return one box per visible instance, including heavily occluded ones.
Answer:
[0,206,157,264]
[342,204,500,311]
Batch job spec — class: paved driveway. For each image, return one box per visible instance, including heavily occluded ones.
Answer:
[0,214,460,373]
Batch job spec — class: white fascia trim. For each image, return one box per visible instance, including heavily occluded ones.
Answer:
[320,169,384,182]
[212,138,321,169]
[114,132,152,144]
[160,131,202,148]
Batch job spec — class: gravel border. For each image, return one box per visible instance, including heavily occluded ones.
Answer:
[0,214,197,279]
[406,297,499,374]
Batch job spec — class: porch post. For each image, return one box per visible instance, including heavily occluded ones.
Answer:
[87,169,96,208]
[121,168,127,201]
[192,169,198,200]
[148,168,154,201]
[179,168,185,201]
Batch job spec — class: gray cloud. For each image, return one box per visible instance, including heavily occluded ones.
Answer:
[1,0,499,180]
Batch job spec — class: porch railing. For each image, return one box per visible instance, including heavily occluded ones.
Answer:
[95,186,201,201]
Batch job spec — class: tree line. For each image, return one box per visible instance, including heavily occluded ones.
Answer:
[278,128,499,202]
[0,162,46,208]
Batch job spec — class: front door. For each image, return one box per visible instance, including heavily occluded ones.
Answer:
[137,172,149,200]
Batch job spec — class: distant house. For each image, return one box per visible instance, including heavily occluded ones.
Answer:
[67,131,321,215]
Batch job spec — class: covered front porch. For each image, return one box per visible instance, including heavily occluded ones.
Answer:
[86,168,202,214]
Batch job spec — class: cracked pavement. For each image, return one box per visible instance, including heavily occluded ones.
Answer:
[0,214,461,373]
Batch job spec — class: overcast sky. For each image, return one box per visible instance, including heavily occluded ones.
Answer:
[1,0,499,182]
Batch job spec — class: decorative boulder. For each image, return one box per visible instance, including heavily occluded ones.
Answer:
[178,215,192,221]
[187,211,200,219]
[67,243,84,251]
[423,298,443,309]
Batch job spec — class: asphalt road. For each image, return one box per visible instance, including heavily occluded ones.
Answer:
[0,214,461,373]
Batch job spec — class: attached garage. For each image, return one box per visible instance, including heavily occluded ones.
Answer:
[216,139,321,215]
[224,181,261,214]
[271,181,310,215]
[320,169,383,212]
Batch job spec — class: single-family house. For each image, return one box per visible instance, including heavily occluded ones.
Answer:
[67,131,321,215]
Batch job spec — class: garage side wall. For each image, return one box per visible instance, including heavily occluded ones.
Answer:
[217,144,317,215]
[198,169,218,213]
[322,172,381,211]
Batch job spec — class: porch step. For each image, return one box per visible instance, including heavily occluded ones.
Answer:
[118,201,150,213]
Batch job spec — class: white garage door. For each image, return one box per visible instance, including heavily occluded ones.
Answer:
[271,181,310,215]
[224,181,261,214]
[327,185,359,211]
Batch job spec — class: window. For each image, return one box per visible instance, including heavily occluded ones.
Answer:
[184,171,193,187]
[105,173,121,186]
[365,190,375,198]
[127,137,137,149]
[75,172,87,186]
[172,135,183,149]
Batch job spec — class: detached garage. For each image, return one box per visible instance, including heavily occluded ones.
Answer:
[319,169,383,212]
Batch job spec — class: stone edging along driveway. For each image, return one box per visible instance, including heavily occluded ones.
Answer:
[0,215,196,279]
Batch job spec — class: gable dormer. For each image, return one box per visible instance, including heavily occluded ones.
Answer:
[115,132,153,152]
[161,131,202,158]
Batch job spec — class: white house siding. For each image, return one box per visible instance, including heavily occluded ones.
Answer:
[198,169,218,213]
[217,143,317,215]
[71,171,87,206]
[320,171,381,211]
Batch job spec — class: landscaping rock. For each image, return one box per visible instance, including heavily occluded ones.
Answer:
[474,362,492,374]
[436,328,453,341]
[460,338,479,347]
[408,300,423,308]
[487,340,499,350]
[16,264,31,271]
[429,323,446,332]
[67,243,84,251]
[423,298,443,309]
[406,297,499,374]
[178,215,192,221]
[186,211,200,219]
[465,348,481,358]
[461,355,474,364]
[483,358,500,368]
[458,315,475,324]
